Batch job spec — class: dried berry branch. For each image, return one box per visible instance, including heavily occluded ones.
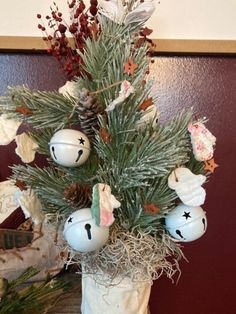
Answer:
[37,0,99,79]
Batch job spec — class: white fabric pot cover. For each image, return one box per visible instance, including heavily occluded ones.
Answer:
[81,273,151,314]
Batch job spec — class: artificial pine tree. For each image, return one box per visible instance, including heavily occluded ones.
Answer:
[0,1,217,313]
[0,267,70,314]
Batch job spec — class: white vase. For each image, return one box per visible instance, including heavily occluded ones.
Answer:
[81,273,152,314]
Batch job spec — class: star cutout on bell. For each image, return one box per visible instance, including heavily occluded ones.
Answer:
[79,137,85,145]
[68,217,73,223]
[182,211,191,220]
[204,158,219,173]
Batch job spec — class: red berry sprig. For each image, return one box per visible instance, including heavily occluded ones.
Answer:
[37,0,99,79]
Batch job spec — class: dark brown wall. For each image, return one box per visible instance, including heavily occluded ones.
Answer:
[0,53,235,314]
[0,53,66,180]
[149,56,236,314]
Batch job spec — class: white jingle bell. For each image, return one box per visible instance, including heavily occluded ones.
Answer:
[165,203,207,242]
[63,208,109,252]
[49,129,90,167]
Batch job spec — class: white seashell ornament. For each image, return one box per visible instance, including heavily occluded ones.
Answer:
[106,81,134,112]
[0,180,20,223]
[58,80,79,98]
[15,132,38,163]
[0,114,22,145]
[16,189,45,225]
[188,121,216,161]
[91,183,121,227]
[136,105,160,130]
[99,0,125,24]
[168,167,206,206]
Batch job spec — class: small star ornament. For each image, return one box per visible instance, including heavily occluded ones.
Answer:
[15,179,27,191]
[124,58,138,76]
[138,98,153,111]
[204,158,219,173]
[15,105,32,115]
[99,128,111,143]
[49,129,90,167]
[144,203,160,215]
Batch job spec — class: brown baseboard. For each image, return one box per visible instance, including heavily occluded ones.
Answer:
[0,36,235,54]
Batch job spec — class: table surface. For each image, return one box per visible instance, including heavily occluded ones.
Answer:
[47,273,82,314]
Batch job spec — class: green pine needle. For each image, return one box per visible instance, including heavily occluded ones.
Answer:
[0,267,71,314]
[0,7,205,234]
[0,86,78,130]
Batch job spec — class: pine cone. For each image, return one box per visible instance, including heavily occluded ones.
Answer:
[64,183,92,209]
[77,88,104,138]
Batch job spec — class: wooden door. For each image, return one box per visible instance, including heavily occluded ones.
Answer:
[0,53,235,314]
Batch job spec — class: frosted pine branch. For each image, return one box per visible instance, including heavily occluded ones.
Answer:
[0,86,78,130]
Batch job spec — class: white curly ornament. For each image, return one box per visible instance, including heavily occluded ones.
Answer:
[168,167,206,206]
[0,114,22,145]
[15,132,38,163]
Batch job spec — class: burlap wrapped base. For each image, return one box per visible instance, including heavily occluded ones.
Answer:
[81,273,152,314]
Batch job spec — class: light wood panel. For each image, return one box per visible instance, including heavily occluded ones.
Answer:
[0,36,236,53]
